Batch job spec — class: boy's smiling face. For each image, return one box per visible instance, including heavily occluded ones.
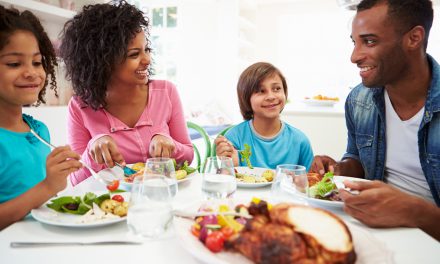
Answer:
[250,73,286,121]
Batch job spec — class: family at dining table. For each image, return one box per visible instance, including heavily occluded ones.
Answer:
[0,0,439,241]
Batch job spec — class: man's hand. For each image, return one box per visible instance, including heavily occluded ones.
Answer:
[340,180,420,228]
[309,155,338,175]
[89,135,124,168]
[149,134,175,158]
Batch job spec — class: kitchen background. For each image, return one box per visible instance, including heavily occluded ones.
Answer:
[2,0,440,158]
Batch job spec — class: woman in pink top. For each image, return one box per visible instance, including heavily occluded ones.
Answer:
[59,2,193,185]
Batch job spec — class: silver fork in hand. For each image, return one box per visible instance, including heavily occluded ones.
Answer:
[29,129,115,184]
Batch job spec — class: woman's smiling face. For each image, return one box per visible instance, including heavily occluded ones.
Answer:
[111,30,151,86]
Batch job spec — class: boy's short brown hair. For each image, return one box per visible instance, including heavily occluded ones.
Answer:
[237,62,288,120]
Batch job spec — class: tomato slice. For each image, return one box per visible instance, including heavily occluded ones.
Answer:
[111,194,124,202]
[220,226,234,239]
[106,180,120,192]
[205,231,225,253]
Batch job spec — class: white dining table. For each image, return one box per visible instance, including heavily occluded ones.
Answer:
[1,174,439,264]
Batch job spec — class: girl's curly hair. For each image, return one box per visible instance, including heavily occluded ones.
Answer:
[0,5,58,106]
[59,1,151,110]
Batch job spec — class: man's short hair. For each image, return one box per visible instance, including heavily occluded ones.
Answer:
[357,0,433,49]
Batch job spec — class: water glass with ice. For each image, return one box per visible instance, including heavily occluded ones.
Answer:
[127,176,173,238]
[201,156,237,199]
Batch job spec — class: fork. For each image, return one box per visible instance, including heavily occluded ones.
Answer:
[322,178,359,197]
[29,129,116,185]
[115,162,137,176]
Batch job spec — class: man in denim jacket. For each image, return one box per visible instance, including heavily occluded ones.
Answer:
[311,0,440,241]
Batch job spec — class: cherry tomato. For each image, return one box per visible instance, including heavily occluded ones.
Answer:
[111,194,124,202]
[106,180,120,192]
[205,231,225,253]
[220,226,234,239]
[191,225,200,238]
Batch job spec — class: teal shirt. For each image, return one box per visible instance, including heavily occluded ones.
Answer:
[0,114,51,203]
[225,120,314,170]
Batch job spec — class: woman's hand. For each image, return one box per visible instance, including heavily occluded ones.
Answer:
[89,135,124,167]
[44,146,82,192]
[214,136,239,166]
[149,134,175,158]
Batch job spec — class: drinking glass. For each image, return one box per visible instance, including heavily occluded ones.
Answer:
[201,156,237,199]
[272,164,308,204]
[144,158,178,198]
[127,176,173,238]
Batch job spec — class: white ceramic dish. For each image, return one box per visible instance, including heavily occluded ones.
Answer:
[31,192,129,228]
[173,199,393,264]
[281,176,369,209]
[235,166,273,188]
[302,99,338,107]
[96,165,196,190]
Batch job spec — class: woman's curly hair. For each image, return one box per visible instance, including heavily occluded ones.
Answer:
[0,5,58,106]
[59,1,151,110]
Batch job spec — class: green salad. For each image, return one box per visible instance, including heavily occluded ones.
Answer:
[46,192,113,215]
[308,172,337,199]
[239,143,253,169]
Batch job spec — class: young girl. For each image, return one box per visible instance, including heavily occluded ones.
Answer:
[59,1,193,186]
[215,62,314,170]
[0,6,82,229]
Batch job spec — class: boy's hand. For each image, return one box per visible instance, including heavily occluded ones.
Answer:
[215,136,239,166]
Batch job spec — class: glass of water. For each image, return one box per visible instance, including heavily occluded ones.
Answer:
[201,156,237,199]
[127,175,173,238]
[272,164,308,204]
[144,158,178,198]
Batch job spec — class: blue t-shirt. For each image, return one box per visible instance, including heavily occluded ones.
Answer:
[225,120,314,170]
[0,114,51,203]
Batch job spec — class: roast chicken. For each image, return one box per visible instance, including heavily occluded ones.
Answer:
[225,202,356,264]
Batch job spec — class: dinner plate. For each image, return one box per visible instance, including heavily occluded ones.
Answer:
[173,199,393,264]
[31,192,129,228]
[96,165,196,190]
[302,99,338,107]
[235,167,274,188]
[281,176,369,209]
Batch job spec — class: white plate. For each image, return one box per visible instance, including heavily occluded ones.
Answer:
[173,200,393,264]
[235,167,273,188]
[31,192,129,228]
[302,99,338,107]
[96,165,197,190]
[281,176,369,209]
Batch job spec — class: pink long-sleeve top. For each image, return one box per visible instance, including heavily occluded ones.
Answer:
[67,80,194,186]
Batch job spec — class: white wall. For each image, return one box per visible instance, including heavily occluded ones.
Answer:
[255,0,440,101]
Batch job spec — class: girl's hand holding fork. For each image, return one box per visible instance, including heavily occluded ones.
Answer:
[44,146,82,193]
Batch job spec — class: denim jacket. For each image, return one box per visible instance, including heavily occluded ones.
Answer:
[342,54,440,206]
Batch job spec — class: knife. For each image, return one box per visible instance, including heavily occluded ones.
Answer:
[10,240,143,248]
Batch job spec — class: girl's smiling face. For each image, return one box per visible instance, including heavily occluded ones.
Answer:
[250,73,286,121]
[0,30,46,107]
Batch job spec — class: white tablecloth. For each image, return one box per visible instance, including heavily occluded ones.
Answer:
[1,174,439,264]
